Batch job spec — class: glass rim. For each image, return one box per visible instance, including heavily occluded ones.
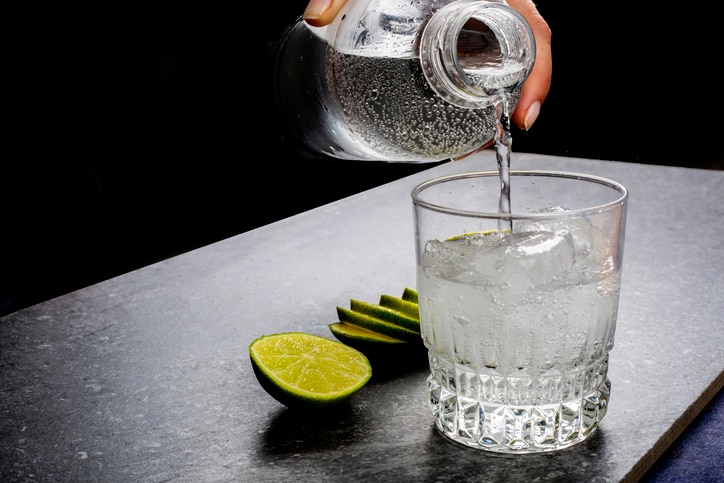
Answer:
[411,170,629,219]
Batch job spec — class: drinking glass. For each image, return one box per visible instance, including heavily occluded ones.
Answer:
[412,170,628,453]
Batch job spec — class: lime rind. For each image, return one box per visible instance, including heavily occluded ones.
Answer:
[337,307,421,343]
[379,294,420,319]
[329,322,413,359]
[349,299,420,333]
[401,287,418,304]
[329,322,407,344]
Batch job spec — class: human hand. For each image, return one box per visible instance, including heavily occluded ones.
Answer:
[303,0,551,132]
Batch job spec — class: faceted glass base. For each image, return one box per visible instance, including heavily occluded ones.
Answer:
[427,354,611,454]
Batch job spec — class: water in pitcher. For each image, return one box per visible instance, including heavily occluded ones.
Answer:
[273,0,535,162]
[323,51,498,161]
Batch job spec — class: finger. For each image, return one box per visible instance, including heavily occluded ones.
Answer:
[303,0,349,27]
[506,0,552,131]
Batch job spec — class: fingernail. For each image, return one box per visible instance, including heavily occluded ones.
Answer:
[303,0,332,20]
[523,101,540,131]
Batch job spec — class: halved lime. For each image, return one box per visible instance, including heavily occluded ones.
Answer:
[249,332,372,410]
[337,307,421,343]
[401,287,418,304]
[349,300,420,333]
[379,294,420,319]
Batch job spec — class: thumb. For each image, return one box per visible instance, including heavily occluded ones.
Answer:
[303,0,349,27]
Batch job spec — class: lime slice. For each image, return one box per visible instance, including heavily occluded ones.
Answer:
[349,299,420,333]
[379,294,420,319]
[329,321,406,344]
[337,307,421,343]
[329,321,408,352]
[249,332,372,409]
[445,229,501,241]
[401,287,418,304]
[329,322,427,373]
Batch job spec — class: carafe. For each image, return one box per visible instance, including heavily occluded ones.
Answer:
[273,0,535,162]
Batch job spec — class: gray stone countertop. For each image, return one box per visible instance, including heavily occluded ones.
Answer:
[2,152,723,482]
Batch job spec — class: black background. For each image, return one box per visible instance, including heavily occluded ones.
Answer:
[2,1,721,315]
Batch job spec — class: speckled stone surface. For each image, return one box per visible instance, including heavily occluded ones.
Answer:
[2,153,723,482]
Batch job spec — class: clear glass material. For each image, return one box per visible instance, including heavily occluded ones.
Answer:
[272,0,535,162]
[412,171,628,453]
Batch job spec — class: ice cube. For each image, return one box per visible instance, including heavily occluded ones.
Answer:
[490,230,576,288]
[422,225,602,290]
[423,234,503,286]
[518,207,614,284]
